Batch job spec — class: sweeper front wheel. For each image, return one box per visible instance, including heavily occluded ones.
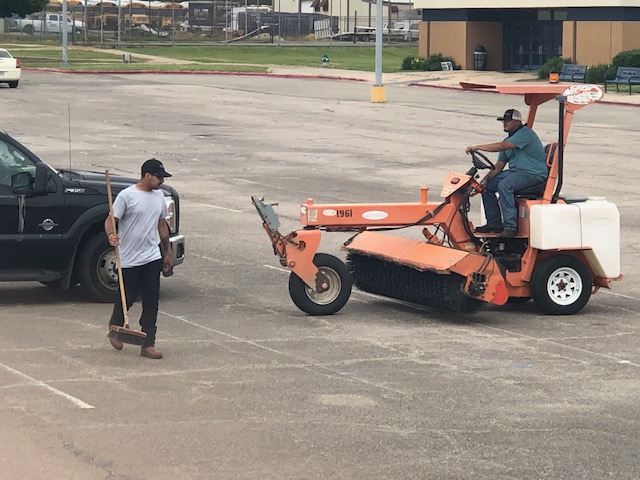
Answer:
[530,255,592,315]
[288,253,352,316]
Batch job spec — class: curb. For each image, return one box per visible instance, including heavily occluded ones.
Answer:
[23,67,637,107]
[23,67,369,83]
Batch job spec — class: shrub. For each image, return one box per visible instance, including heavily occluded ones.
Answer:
[400,53,457,71]
[538,56,574,79]
[612,49,640,68]
[585,63,616,84]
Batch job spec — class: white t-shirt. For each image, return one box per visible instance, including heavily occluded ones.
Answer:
[113,185,168,268]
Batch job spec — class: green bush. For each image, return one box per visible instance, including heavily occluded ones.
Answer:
[538,56,574,79]
[612,49,640,68]
[400,53,458,71]
[586,63,616,84]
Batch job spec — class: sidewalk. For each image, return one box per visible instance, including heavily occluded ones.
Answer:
[268,65,640,107]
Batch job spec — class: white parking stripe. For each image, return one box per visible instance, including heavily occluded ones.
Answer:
[0,362,94,409]
[158,310,406,396]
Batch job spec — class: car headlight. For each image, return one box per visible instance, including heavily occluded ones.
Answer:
[165,197,176,234]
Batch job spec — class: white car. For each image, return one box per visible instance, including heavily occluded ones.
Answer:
[0,48,21,89]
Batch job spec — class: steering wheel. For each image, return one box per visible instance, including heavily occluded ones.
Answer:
[469,150,495,170]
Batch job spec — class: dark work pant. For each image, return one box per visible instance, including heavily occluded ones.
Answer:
[110,259,162,348]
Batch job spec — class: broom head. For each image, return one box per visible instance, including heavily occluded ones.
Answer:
[108,325,147,346]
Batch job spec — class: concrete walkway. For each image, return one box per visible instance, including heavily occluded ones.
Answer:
[268,65,640,106]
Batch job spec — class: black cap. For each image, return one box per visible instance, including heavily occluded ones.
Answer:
[141,158,172,178]
[497,108,523,122]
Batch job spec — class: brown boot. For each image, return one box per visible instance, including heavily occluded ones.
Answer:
[108,321,123,350]
[140,346,163,359]
[109,336,124,351]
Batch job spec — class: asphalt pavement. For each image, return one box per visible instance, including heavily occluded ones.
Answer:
[1,70,639,479]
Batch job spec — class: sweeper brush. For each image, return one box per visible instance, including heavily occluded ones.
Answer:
[253,83,621,317]
[347,253,482,314]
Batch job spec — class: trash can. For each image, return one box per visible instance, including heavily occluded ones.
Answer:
[473,45,487,71]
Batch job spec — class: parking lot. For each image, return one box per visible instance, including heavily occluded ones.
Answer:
[1,71,640,479]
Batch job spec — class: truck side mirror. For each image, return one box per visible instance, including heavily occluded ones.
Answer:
[34,161,48,194]
[11,162,48,196]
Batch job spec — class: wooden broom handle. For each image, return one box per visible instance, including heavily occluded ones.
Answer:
[105,170,130,328]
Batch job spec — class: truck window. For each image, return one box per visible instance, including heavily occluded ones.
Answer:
[0,140,36,188]
[50,15,58,21]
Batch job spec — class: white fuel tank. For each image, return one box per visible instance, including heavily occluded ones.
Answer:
[530,204,582,249]
[577,198,620,278]
[530,198,620,278]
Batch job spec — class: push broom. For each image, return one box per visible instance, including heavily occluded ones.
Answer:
[105,170,147,346]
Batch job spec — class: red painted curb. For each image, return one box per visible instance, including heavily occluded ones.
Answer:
[22,68,638,106]
[23,67,368,83]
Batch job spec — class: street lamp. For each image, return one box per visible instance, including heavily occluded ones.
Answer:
[61,0,69,66]
[371,0,385,102]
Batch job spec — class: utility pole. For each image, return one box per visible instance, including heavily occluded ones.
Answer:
[61,0,69,67]
[117,0,121,47]
[371,0,384,102]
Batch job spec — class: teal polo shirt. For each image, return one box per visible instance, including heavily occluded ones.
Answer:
[497,126,548,179]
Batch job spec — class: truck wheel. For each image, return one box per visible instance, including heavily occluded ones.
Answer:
[288,253,352,316]
[8,81,18,89]
[530,255,592,315]
[79,234,118,303]
[23,25,33,35]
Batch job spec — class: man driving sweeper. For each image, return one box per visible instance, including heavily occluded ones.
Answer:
[465,108,548,237]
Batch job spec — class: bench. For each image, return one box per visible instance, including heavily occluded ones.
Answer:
[604,67,640,95]
[558,64,587,82]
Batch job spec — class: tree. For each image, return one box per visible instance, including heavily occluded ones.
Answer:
[0,0,49,18]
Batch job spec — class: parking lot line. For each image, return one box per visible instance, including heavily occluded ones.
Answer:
[0,361,94,409]
[158,309,407,396]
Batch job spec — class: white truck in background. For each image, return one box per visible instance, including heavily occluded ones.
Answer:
[10,13,85,35]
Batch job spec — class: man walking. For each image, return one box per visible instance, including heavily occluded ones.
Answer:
[105,159,174,359]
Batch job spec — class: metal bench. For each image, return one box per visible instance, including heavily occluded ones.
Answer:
[604,67,640,95]
[558,64,587,82]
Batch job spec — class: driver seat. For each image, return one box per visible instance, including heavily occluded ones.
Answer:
[514,143,557,199]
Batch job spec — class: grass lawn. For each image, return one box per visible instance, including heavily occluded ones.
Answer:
[6,42,417,72]
[128,45,418,72]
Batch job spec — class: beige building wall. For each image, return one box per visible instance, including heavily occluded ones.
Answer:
[563,21,640,65]
[418,21,502,70]
[466,22,503,71]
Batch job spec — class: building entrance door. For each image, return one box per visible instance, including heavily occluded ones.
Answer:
[504,21,562,71]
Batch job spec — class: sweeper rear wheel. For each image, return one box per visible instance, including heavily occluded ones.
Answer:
[530,255,592,315]
[288,253,353,315]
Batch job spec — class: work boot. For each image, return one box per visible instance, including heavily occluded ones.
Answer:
[140,346,163,359]
[475,224,503,234]
[109,336,124,351]
[108,321,123,350]
[501,228,518,237]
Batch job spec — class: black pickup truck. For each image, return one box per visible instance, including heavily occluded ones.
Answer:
[0,131,185,302]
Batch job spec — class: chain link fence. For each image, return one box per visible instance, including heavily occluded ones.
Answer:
[1,3,418,45]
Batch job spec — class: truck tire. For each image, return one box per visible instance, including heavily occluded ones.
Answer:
[8,81,18,89]
[288,253,352,316]
[23,25,33,35]
[530,255,592,315]
[79,234,119,303]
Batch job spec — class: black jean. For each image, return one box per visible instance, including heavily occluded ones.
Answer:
[110,259,162,348]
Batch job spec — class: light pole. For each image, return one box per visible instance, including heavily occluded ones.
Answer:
[371,0,385,102]
[61,0,69,67]
[117,0,121,48]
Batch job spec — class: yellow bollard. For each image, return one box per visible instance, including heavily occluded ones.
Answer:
[371,85,386,103]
